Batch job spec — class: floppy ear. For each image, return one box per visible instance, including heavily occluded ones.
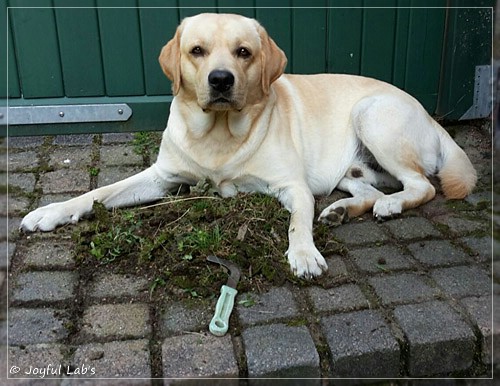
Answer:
[259,25,287,95]
[159,26,182,95]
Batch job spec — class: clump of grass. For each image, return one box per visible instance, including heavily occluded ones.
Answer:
[73,190,344,300]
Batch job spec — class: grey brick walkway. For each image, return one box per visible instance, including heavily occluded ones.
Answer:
[0,124,497,383]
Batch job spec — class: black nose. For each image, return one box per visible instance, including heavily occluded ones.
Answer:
[208,70,235,93]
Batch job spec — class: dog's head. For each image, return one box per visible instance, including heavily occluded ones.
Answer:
[159,13,287,111]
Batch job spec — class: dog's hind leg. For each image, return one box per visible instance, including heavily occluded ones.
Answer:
[318,172,385,226]
[351,94,438,221]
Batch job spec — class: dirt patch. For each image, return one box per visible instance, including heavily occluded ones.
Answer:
[72,188,347,303]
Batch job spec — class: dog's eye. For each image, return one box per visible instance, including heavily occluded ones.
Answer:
[236,47,251,58]
[190,46,205,57]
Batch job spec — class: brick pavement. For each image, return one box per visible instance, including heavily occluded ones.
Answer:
[0,123,497,383]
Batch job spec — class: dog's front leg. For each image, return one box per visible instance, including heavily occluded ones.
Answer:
[278,185,328,278]
[20,165,179,232]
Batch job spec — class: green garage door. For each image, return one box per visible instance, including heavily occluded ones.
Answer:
[0,0,494,136]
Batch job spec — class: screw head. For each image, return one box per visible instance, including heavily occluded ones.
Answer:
[118,109,124,115]
[59,111,65,118]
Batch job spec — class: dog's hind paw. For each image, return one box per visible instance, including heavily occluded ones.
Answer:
[286,246,328,279]
[318,206,348,227]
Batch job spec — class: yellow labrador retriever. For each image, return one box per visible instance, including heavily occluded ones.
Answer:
[21,13,476,278]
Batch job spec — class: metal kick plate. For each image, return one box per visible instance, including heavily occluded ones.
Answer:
[460,65,492,120]
[0,103,132,125]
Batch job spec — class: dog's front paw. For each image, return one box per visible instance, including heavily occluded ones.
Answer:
[286,245,328,279]
[20,203,81,232]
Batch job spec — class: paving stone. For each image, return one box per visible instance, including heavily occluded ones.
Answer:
[408,240,469,267]
[307,284,369,313]
[162,333,238,382]
[0,320,6,345]
[325,255,350,282]
[3,194,30,215]
[97,166,143,187]
[461,236,492,263]
[349,245,415,273]
[368,273,440,306]
[160,299,212,337]
[6,136,45,149]
[460,296,493,365]
[40,169,90,194]
[8,150,39,171]
[100,145,143,166]
[11,271,77,303]
[320,310,399,377]
[331,221,390,245]
[53,134,95,146]
[431,265,491,298]
[243,323,320,378]
[22,241,75,269]
[0,241,14,269]
[62,379,148,386]
[80,303,151,339]
[237,287,298,326]
[48,147,92,169]
[465,191,492,207]
[8,344,64,378]
[8,308,70,345]
[102,132,135,144]
[393,300,475,376]
[434,215,486,235]
[494,294,500,366]
[9,172,36,192]
[89,273,149,299]
[383,217,441,240]
[72,339,150,378]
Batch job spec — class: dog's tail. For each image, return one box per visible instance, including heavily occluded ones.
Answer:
[434,121,477,199]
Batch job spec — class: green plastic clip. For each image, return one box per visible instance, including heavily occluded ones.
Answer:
[209,284,238,336]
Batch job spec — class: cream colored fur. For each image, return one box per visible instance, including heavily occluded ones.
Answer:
[20,13,476,278]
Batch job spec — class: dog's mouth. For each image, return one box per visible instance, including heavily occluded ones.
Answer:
[204,95,241,112]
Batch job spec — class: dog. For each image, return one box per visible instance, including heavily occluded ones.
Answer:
[20,13,477,278]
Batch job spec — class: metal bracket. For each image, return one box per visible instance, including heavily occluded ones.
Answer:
[0,103,132,125]
[460,65,492,120]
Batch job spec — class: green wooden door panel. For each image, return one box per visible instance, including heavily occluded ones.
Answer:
[1,2,21,99]
[54,2,106,97]
[291,2,328,74]
[139,1,179,96]
[255,1,292,73]
[179,0,217,19]
[361,5,397,83]
[437,4,494,119]
[218,0,256,18]
[327,1,363,75]
[3,1,493,136]
[404,6,445,111]
[392,4,410,89]
[9,0,65,99]
[97,1,145,96]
